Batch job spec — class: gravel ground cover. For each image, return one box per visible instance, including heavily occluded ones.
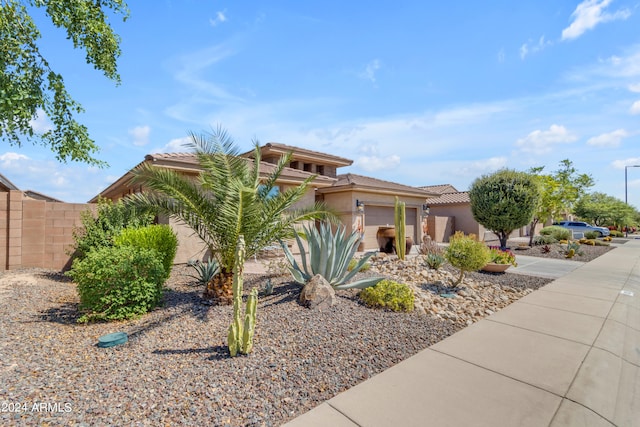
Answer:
[0,240,619,426]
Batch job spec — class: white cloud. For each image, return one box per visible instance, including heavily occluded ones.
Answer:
[629,83,640,92]
[28,109,53,134]
[129,125,151,146]
[209,11,227,26]
[562,0,631,41]
[357,154,400,172]
[515,124,578,154]
[520,36,552,60]
[519,44,529,60]
[586,129,628,147]
[355,143,400,172]
[612,158,640,169]
[630,100,640,114]
[159,136,192,153]
[358,59,381,83]
[0,152,30,172]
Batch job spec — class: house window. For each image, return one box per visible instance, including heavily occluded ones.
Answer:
[317,165,325,175]
[303,163,312,172]
[290,161,300,169]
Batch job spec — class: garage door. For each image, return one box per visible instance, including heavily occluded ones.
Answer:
[363,206,417,251]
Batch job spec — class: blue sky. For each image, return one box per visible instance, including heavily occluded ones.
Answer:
[2,0,640,210]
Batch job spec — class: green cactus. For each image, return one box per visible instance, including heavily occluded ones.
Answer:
[394,197,406,260]
[227,235,258,357]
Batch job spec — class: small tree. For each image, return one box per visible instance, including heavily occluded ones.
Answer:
[469,169,540,250]
[445,232,491,287]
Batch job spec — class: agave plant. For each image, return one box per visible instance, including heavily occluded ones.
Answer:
[281,222,383,290]
[188,258,220,286]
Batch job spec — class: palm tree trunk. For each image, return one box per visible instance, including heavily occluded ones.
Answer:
[204,271,234,305]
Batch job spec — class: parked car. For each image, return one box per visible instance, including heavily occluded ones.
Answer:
[553,221,610,237]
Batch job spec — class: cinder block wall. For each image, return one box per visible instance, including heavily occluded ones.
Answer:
[0,190,94,271]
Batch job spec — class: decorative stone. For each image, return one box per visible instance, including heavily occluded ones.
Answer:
[299,274,337,310]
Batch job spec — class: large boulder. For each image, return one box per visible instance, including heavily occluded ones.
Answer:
[299,274,337,310]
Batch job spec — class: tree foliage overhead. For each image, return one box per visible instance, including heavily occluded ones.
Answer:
[526,159,594,245]
[0,0,129,165]
[469,169,540,249]
[574,192,638,228]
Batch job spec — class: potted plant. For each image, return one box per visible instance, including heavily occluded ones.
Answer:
[482,247,517,272]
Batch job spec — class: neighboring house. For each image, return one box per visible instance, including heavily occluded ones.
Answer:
[420,185,482,242]
[421,184,533,243]
[91,143,437,262]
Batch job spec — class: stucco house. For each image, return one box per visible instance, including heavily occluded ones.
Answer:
[91,143,438,263]
[421,184,535,242]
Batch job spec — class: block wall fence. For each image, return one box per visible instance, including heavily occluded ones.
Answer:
[0,190,95,271]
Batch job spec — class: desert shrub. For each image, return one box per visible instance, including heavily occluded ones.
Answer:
[67,246,166,323]
[359,279,414,312]
[609,230,624,237]
[593,239,610,246]
[114,224,178,280]
[188,258,220,286]
[564,241,583,259]
[425,253,445,270]
[584,231,598,239]
[445,232,491,286]
[533,234,557,245]
[71,198,155,260]
[539,226,571,241]
[419,237,443,256]
[348,258,371,272]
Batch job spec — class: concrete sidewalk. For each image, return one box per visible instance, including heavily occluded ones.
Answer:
[284,240,640,427]
[510,254,585,279]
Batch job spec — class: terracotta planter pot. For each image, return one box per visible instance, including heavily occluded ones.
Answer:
[481,263,511,273]
[376,226,395,253]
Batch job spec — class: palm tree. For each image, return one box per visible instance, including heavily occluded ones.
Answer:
[125,127,336,304]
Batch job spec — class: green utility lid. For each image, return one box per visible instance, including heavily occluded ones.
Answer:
[98,332,128,348]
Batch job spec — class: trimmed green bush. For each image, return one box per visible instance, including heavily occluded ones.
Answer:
[67,246,166,323]
[359,279,414,312]
[583,231,598,239]
[114,224,178,280]
[539,225,571,241]
[610,230,624,237]
[445,232,491,286]
[71,198,155,260]
[533,234,557,245]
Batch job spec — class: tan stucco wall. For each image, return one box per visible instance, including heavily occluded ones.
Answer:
[0,190,95,271]
[429,204,484,241]
[321,191,426,251]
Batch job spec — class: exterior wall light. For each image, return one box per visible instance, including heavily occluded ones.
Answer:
[356,199,365,213]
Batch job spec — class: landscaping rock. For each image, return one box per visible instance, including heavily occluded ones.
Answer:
[299,274,337,310]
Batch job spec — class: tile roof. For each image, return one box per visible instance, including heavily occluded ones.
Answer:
[144,152,335,184]
[426,191,470,205]
[243,142,353,167]
[0,172,19,191]
[324,173,437,197]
